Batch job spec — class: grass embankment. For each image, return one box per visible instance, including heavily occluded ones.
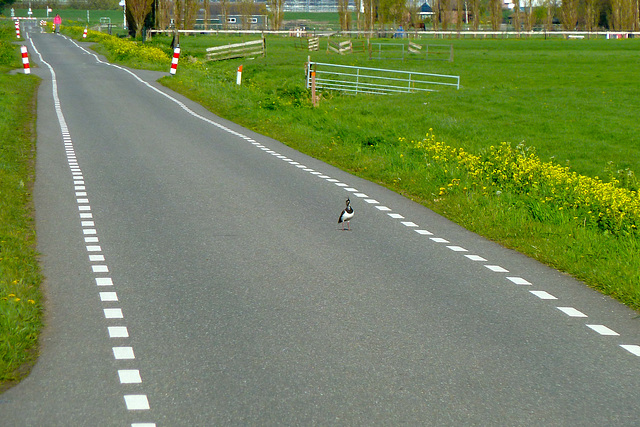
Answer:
[0,22,42,390]
[68,28,640,310]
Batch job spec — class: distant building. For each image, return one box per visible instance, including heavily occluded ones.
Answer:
[419,2,434,18]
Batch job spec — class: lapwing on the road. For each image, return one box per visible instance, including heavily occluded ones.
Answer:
[338,197,354,230]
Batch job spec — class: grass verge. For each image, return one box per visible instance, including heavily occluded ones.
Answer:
[0,22,43,391]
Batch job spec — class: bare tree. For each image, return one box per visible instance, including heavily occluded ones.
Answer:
[512,0,521,35]
[183,0,199,29]
[156,0,172,30]
[455,0,464,34]
[524,0,535,33]
[127,0,154,37]
[489,0,502,31]
[354,0,363,31]
[203,0,210,30]
[561,0,578,29]
[543,0,555,31]
[618,0,640,30]
[268,0,284,30]
[240,0,255,30]
[584,0,599,32]
[362,0,376,31]
[440,0,450,30]
[432,0,440,30]
[469,0,480,31]
[338,0,351,31]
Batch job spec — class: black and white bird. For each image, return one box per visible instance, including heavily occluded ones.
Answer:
[338,197,354,230]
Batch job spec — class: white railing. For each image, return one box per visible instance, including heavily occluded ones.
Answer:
[306,61,460,96]
[205,38,265,61]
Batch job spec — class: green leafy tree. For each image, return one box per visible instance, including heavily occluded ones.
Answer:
[0,0,17,14]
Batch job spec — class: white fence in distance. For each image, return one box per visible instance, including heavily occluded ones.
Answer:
[205,38,265,61]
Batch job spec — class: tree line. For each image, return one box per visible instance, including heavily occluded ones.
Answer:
[4,0,639,35]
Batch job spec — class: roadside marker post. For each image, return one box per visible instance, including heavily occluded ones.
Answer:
[21,45,30,74]
[83,27,88,38]
[170,45,180,75]
[236,65,243,85]
[15,20,20,39]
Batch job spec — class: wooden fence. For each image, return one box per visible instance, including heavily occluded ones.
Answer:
[326,39,366,55]
[205,38,265,61]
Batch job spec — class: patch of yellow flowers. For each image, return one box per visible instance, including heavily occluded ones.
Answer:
[67,27,170,64]
[407,131,640,235]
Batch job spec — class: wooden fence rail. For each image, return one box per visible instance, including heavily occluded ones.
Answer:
[205,38,265,61]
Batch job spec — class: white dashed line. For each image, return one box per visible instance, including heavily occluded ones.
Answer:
[557,307,588,317]
[124,395,150,411]
[104,308,124,319]
[401,221,418,227]
[118,370,142,384]
[99,292,118,302]
[430,238,449,243]
[507,277,532,286]
[113,347,135,360]
[529,290,557,300]
[95,277,113,286]
[108,326,129,338]
[375,206,392,211]
[620,345,640,356]
[485,265,509,273]
[388,213,404,219]
[586,324,620,336]
[415,229,433,235]
[447,246,467,252]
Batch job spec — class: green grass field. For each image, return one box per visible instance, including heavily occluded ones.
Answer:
[0,21,42,390]
[153,34,640,179]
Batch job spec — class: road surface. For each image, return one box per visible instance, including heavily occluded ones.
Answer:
[2,23,640,426]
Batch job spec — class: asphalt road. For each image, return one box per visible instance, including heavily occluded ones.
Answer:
[2,23,640,426]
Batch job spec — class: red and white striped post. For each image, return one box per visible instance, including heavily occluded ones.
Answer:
[169,45,180,75]
[83,27,88,38]
[21,46,30,74]
[236,65,243,85]
[15,20,21,39]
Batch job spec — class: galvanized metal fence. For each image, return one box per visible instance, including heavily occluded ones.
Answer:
[306,61,460,96]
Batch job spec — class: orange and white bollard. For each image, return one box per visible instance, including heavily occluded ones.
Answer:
[83,27,88,38]
[311,70,317,106]
[236,65,243,85]
[21,46,30,74]
[169,45,180,75]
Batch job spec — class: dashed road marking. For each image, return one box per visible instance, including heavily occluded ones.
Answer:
[557,307,588,317]
[587,324,620,336]
[530,290,557,300]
